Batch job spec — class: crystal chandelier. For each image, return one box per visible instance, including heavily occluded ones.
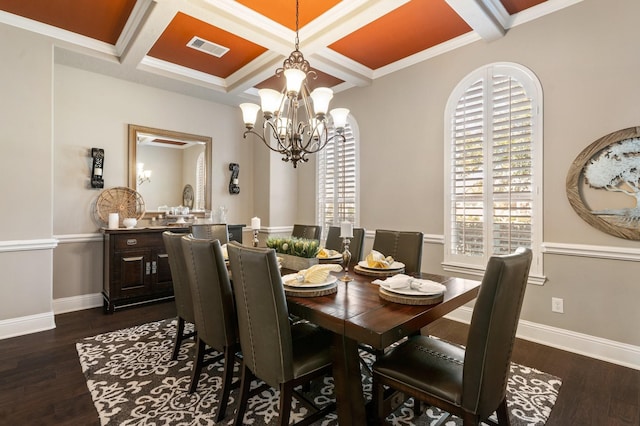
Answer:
[239,0,349,168]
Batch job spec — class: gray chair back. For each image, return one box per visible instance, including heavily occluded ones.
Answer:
[162,231,195,324]
[191,223,229,243]
[181,235,237,351]
[291,224,322,240]
[462,247,533,419]
[372,229,423,274]
[325,226,366,266]
[226,242,295,388]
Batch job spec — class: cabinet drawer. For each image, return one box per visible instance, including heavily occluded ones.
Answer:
[113,233,161,250]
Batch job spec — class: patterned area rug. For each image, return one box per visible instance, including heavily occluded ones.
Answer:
[76,319,561,425]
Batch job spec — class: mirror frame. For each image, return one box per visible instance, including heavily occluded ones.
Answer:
[128,124,212,217]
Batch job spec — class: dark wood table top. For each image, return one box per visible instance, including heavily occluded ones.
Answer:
[285,268,481,348]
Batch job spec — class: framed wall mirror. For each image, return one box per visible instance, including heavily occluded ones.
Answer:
[128,124,212,216]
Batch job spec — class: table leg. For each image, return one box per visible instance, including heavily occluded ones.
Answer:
[331,333,367,425]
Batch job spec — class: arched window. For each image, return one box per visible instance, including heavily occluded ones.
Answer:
[444,63,544,283]
[195,152,206,211]
[316,116,360,240]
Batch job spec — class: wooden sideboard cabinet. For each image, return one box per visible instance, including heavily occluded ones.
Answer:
[102,227,189,313]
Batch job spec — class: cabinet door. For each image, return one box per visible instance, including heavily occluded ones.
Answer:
[153,250,174,293]
[113,249,153,299]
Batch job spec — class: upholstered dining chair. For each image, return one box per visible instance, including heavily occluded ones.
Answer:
[324,226,366,266]
[372,229,424,275]
[162,231,196,360]
[181,235,239,422]
[372,248,533,426]
[190,223,229,243]
[291,224,322,240]
[226,242,336,426]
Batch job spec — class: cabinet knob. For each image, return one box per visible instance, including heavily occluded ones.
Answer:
[127,239,138,246]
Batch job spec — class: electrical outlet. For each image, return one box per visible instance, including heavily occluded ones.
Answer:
[551,297,564,313]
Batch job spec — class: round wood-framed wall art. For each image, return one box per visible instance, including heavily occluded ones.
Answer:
[566,126,640,240]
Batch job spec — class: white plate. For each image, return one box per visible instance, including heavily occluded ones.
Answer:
[317,252,342,260]
[380,282,444,296]
[358,260,405,271]
[282,273,338,288]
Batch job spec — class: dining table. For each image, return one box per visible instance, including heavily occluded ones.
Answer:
[284,265,481,425]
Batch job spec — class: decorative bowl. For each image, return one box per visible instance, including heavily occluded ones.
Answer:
[123,218,137,229]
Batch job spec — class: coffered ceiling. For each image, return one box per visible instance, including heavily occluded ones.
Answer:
[0,0,578,105]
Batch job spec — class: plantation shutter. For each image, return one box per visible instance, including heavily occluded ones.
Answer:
[449,69,534,258]
[318,122,357,240]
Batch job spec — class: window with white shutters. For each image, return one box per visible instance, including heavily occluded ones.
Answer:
[317,117,359,241]
[444,63,544,282]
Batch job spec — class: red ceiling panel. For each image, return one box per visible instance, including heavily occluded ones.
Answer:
[0,0,135,44]
[329,0,472,70]
[500,0,548,15]
[236,0,340,31]
[148,12,268,79]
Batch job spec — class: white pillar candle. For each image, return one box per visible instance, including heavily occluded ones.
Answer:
[251,217,261,230]
[340,221,353,238]
[108,213,119,229]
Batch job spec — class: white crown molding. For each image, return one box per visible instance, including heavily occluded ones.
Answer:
[0,10,116,56]
[0,311,55,340]
[0,238,58,253]
[446,306,640,371]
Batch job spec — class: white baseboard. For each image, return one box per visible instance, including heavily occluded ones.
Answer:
[53,293,103,314]
[445,307,640,371]
[0,311,56,340]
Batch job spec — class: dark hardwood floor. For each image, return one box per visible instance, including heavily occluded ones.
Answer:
[0,301,637,425]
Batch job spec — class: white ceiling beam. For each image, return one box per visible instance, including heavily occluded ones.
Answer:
[444,0,506,42]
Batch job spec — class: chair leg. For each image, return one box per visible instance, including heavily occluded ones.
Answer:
[215,345,236,422]
[189,338,206,393]
[496,397,511,425]
[171,317,185,360]
[278,382,293,426]
[372,374,386,424]
[233,364,253,426]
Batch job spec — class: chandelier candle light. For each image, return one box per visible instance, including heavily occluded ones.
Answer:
[339,221,354,282]
[239,0,349,168]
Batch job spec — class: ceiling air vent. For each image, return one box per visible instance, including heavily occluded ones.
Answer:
[187,36,229,58]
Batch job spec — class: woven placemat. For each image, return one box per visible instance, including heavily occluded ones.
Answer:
[284,282,338,297]
[379,287,444,305]
[354,264,404,277]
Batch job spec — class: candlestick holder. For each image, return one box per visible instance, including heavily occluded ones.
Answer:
[253,229,259,247]
[339,237,354,282]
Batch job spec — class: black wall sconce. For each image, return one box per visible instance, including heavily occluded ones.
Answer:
[91,148,104,188]
[229,163,240,194]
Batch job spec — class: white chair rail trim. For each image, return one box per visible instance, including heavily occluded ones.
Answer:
[0,238,58,253]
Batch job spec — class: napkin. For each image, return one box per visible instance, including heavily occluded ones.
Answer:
[366,250,394,269]
[373,274,446,294]
[297,264,343,284]
[317,248,339,258]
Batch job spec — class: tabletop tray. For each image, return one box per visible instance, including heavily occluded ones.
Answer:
[284,282,338,297]
[379,287,444,305]
[354,264,404,277]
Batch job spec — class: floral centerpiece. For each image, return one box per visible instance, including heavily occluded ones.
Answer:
[266,236,320,270]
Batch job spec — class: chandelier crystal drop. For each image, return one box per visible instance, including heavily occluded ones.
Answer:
[239,0,349,168]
